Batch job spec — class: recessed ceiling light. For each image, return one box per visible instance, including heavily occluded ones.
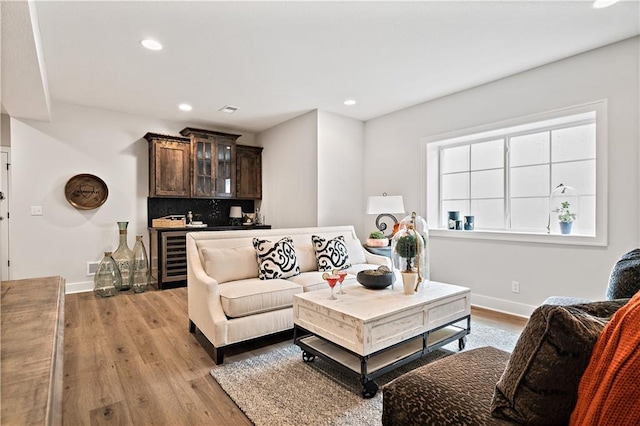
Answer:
[593,0,620,8]
[178,103,192,111]
[219,105,239,114]
[344,99,357,106]
[140,39,163,50]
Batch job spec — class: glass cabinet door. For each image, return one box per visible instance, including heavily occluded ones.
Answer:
[215,140,235,197]
[180,128,239,199]
[194,140,214,196]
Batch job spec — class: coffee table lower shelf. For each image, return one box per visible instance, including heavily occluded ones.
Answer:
[294,315,470,398]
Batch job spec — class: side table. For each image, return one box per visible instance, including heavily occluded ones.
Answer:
[363,244,391,258]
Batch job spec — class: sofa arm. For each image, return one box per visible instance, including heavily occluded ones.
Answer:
[186,235,229,348]
[364,251,392,268]
[383,346,514,425]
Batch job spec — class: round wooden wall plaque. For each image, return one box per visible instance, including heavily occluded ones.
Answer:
[64,174,109,210]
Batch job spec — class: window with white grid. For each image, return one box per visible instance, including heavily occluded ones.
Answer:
[425,102,606,245]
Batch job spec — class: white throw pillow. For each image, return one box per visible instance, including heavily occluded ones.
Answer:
[202,246,259,284]
[311,235,352,272]
[253,237,300,280]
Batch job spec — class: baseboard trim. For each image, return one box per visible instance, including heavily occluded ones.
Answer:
[65,280,93,294]
[471,293,536,318]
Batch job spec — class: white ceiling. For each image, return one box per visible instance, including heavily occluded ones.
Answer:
[2,1,639,133]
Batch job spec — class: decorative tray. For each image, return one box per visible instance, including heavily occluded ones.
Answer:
[64,174,109,210]
[152,215,186,228]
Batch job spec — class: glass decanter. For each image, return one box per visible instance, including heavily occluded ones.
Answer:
[131,236,150,293]
[93,252,121,297]
[111,221,133,291]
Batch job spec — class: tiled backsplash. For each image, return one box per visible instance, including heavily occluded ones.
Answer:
[147,198,255,227]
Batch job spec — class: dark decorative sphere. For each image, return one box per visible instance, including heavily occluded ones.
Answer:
[357,270,395,289]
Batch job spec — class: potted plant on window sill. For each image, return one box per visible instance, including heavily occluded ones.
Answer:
[557,201,576,235]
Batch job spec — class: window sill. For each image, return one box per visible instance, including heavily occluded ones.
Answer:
[429,228,606,247]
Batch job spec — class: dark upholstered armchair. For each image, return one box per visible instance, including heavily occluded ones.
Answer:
[606,248,640,299]
[382,298,633,425]
[382,250,640,426]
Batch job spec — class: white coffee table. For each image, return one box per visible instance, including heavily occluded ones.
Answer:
[293,279,471,398]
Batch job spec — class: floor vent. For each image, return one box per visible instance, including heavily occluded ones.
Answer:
[86,261,100,276]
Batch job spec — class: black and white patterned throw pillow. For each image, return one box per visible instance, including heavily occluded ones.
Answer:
[252,237,300,280]
[311,235,351,272]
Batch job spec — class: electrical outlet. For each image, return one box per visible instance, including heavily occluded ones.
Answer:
[511,281,520,293]
[30,205,43,216]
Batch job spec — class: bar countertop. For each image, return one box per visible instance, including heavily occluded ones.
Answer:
[148,224,272,231]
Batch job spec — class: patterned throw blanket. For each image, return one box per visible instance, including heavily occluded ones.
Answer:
[570,291,640,425]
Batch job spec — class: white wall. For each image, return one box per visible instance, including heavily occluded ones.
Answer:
[257,110,368,238]
[9,102,254,292]
[364,37,640,316]
[317,110,365,236]
[257,110,319,229]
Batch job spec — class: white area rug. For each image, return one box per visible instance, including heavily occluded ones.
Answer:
[210,322,519,426]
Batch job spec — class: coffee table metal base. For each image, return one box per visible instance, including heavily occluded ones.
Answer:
[294,315,470,398]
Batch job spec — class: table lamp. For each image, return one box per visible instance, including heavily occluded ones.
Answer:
[366,194,405,238]
[229,206,243,226]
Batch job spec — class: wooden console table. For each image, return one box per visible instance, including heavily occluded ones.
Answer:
[1,276,65,425]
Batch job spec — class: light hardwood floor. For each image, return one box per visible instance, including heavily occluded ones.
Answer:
[63,287,528,425]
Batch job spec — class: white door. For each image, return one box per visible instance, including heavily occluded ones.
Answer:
[0,150,9,280]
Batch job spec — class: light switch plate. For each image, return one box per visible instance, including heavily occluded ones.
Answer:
[30,206,43,216]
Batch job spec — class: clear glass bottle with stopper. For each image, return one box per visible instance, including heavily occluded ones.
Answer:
[111,221,133,291]
[131,235,150,293]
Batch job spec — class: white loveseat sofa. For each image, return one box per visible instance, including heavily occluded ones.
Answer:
[187,226,391,364]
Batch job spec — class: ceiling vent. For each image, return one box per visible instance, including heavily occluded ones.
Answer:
[219,105,239,114]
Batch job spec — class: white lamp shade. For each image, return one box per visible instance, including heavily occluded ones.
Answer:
[229,206,243,218]
[366,195,405,215]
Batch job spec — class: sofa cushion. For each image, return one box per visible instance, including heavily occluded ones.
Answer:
[287,271,356,293]
[295,244,318,273]
[570,292,640,425]
[491,299,628,425]
[218,278,303,318]
[253,237,300,280]
[286,272,328,293]
[312,235,351,271]
[606,248,640,299]
[202,246,259,284]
